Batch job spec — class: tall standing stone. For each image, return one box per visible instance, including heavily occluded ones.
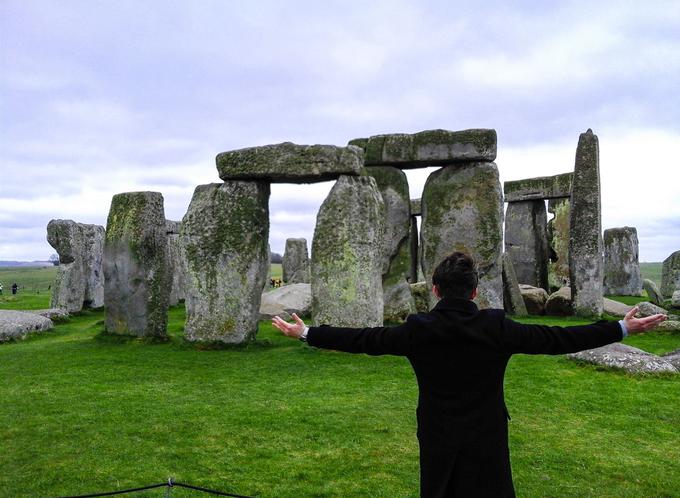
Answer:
[502,253,528,316]
[504,200,550,290]
[103,192,170,337]
[282,238,310,284]
[603,227,642,296]
[420,162,504,309]
[661,250,680,298]
[166,220,187,306]
[311,175,385,327]
[569,129,603,317]
[547,198,570,289]
[365,166,416,322]
[181,182,270,343]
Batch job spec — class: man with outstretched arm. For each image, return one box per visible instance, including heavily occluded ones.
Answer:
[272,252,666,498]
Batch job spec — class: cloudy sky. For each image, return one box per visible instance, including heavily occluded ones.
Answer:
[1,0,679,262]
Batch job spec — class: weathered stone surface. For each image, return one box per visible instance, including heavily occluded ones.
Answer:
[503,173,573,202]
[27,308,70,321]
[504,200,550,290]
[408,216,419,284]
[502,253,528,316]
[182,182,270,343]
[47,220,105,312]
[259,283,312,320]
[655,320,680,332]
[282,238,310,284]
[547,199,570,289]
[410,282,430,313]
[167,231,188,306]
[311,175,385,327]
[166,220,181,234]
[661,250,680,298]
[603,227,642,296]
[353,129,497,168]
[636,301,667,317]
[103,191,170,337]
[672,290,680,309]
[642,279,664,306]
[568,343,678,374]
[366,166,415,322]
[545,287,572,316]
[519,284,549,315]
[569,129,603,317]
[603,298,633,318]
[662,349,680,370]
[0,310,53,342]
[421,162,503,309]
[216,143,363,183]
[410,198,422,216]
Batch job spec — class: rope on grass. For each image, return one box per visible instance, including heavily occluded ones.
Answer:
[55,478,252,498]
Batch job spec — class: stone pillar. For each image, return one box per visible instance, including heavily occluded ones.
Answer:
[166,220,187,306]
[569,129,603,317]
[181,182,270,343]
[409,216,419,283]
[420,162,504,309]
[365,166,415,322]
[504,200,550,290]
[547,198,570,289]
[502,253,528,316]
[603,227,642,296]
[661,250,680,298]
[103,192,170,337]
[282,238,310,284]
[311,175,385,327]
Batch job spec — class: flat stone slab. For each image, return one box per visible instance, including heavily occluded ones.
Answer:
[27,308,70,321]
[504,173,573,202]
[216,142,364,183]
[603,298,633,318]
[568,343,678,374]
[0,310,54,342]
[350,129,497,168]
[259,283,312,320]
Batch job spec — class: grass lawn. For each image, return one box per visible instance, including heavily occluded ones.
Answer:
[1,305,679,498]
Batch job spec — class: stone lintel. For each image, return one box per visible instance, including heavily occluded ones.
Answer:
[504,172,573,202]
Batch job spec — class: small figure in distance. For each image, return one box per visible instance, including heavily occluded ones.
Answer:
[11,282,18,295]
[0,282,3,295]
[273,251,666,498]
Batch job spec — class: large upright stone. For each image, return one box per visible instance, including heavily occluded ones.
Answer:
[366,166,416,322]
[603,227,642,296]
[569,129,603,317]
[47,219,105,313]
[166,220,187,306]
[216,143,363,183]
[502,253,528,316]
[103,192,170,337]
[661,250,680,298]
[282,238,310,284]
[547,198,570,289]
[181,182,270,343]
[420,162,504,309]
[311,175,385,327]
[503,173,573,202]
[504,200,550,290]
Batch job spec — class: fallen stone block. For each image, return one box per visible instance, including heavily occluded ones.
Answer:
[568,343,678,374]
[0,310,54,342]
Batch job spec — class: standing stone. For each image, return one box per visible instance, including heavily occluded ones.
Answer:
[504,200,550,290]
[408,216,419,284]
[181,182,270,343]
[166,220,187,306]
[103,192,170,337]
[311,175,385,327]
[643,279,664,306]
[366,166,416,322]
[47,220,105,313]
[661,250,680,298]
[421,162,504,309]
[502,253,528,316]
[547,199,570,289]
[569,129,603,317]
[282,238,310,284]
[603,227,642,296]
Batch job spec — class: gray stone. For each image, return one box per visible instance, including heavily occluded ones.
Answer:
[216,142,363,183]
[47,220,105,312]
[410,198,422,216]
[642,279,664,306]
[259,283,312,320]
[354,129,497,168]
[408,216,419,284]
[421,162,503,309]
[603,298,633,318]
[503,173,573,202]
[311,175,385,327]
[103,191,170,338]
[182,182,270,343]
[409,282,430,313]
[655,320,680,332]
[636,301,667,317]
[547,199,570,289]
[672,290,680,309]
[661,349,680,370]
[366,166,415,322]
[282,238,310,284]
[545,286,572,316]
[568,343,677,374]
[0,310,54,342]
[504,200,550,290]
[519,284,549,315]
[661,250,680,298]
[165,220,181,234]
[167,230,188,306]
[569,129,603,317]
[502,253,528,316]
[603,227,642,296]
[27,308,70,321]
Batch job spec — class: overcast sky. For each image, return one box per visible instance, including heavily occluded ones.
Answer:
[1,0,679,262]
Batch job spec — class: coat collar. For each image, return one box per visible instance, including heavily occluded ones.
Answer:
[432,296,479,315]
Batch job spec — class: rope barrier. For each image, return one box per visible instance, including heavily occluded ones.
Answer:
[55,478,253,498]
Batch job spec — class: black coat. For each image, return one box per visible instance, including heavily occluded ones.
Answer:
[307,296,623,497]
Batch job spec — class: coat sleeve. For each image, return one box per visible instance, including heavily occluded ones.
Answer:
[500,316,623,355]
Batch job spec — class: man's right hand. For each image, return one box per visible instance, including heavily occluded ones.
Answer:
[272,313,307,339]
[622,306,667,334]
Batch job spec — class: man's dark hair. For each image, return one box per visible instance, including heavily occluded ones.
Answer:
[432,252,478,299]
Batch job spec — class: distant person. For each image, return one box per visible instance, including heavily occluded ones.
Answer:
[273,251,667,497]
[11,282,18,295]
[0,282,3,295]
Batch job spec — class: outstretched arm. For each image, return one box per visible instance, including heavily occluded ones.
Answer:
[272,313,307,339]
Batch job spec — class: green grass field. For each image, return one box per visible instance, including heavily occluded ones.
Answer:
[1,266,678,497]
